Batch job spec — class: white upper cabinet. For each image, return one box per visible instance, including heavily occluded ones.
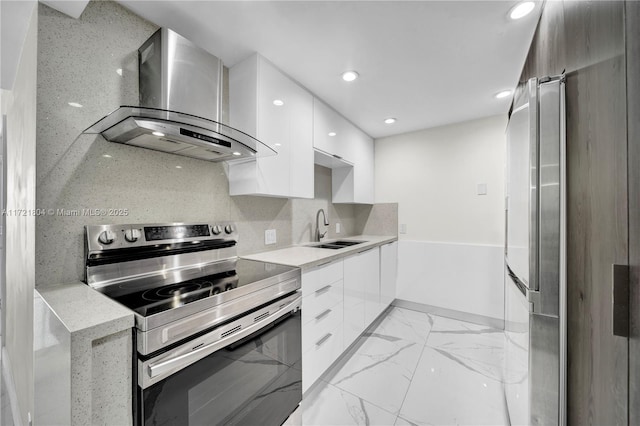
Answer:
[228,54,314,198]
[313,97,374,204]
[313,98,353,162]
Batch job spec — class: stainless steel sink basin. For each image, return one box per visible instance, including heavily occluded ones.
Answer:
[308,240,366,249]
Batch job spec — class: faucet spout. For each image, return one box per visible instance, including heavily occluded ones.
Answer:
[315,209,329,242]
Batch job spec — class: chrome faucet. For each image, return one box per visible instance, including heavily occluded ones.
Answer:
[316,208,329,241]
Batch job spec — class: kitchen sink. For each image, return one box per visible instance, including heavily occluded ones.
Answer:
[308,240,366,249]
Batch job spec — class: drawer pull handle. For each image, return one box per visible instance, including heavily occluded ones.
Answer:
[316,333,332,347]
[315,285,332,295]
[315,309,332,321]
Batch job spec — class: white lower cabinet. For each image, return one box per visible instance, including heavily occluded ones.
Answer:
[343,247,380,349]
[301,242,396,392]
[380,241,398,309]
[302,260,344,392]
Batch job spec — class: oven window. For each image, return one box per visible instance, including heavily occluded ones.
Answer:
[140,310,301,426]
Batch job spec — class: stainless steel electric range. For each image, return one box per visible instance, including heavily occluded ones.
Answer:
[84,222,302,426]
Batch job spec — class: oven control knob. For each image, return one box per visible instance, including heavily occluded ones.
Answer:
[124,229,141,243]
[224,225,233,234]
[98,230,116,245]
[212,225,222,235]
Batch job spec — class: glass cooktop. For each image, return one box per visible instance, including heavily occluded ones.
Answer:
[111,259,297,317]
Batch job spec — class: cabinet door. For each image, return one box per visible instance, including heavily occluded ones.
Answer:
[352,129,375,204]
[330,123,374,205]
[343,252,366,348]
[362,248,381,325]
[257,58,313,197]
[229,54,313,198]
[380,242,398,309]
[256,59,292,196]
[313,98,352,162]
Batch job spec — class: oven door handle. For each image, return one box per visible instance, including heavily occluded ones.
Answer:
[145,294,301,384]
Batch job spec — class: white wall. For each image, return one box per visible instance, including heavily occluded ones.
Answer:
[1,3,38,424]
[375,115,506,321]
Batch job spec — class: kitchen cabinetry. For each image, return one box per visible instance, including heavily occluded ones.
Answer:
[313,98,353,162]
[313,98,375,204]
[228,54,313,198]
[380,241,398,308]
[301,242,395,392]
[343,247,380,348]
[301,259,344,393]
[332,127,375,204]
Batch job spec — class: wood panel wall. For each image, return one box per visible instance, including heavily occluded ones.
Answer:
[627,1,640,424]
[519,2,628,424]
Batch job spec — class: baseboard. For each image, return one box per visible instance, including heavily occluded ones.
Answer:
[2,346,24,426]
[393,299,505,330]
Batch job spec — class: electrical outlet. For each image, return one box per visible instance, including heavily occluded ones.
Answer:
[265,229,277,245]
[336,223,341,233]
[400,224,407,234]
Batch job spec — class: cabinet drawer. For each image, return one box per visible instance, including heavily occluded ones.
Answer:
[302,280,343,322]
[302,302,343,351]
[302,260,343,296]
[302,325,344,392]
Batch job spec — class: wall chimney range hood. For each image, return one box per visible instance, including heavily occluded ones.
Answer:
[83,28,275,162]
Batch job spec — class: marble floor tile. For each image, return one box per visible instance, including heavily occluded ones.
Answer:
[399,346,509,426]
[328,331,424,415]
[302,381,397,426]
[283,405,302,426]
[372,307,434,344]
[394,415,421,426]
[425,316,505,383]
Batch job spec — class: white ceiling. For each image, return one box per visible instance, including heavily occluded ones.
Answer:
[58,0,540,138]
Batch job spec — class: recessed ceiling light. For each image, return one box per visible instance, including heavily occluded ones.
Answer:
[273,99,284,106]
[328,132,337,137]
[384,118,396,124]
[274,143,282,147]
[232,152,242,156]
[495,90,513,99]
[68,102,83,108]
[341,71,359,82]
[116,68,123,76]
[152,131,165,137]
[102,154,112,158]
[175,165,182,169]
[509,1,535,20]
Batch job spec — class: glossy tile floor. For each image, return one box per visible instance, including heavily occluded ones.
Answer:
[299,307,509,426]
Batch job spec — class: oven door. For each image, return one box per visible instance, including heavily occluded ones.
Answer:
[137,292,301,426]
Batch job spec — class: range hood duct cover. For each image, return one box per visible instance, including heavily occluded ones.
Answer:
[83,28,275,162]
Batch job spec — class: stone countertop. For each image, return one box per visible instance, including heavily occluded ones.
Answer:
[241,235,397,270]
[37,282,134,339]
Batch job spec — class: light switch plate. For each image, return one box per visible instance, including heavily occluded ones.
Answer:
[400,224,407,234]
[336,223,341,233]
[477,183,488,195]
[265,229,277,245]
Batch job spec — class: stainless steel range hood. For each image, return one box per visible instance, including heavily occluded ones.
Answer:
[83,28,275,162]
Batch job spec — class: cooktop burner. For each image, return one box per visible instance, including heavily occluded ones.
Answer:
[111,259,291,317]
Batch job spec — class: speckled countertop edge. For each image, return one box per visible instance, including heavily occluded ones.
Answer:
[37,282,134,337]
[241,235,397,270]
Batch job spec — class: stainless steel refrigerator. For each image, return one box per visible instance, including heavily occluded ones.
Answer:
[504,76,566,426]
